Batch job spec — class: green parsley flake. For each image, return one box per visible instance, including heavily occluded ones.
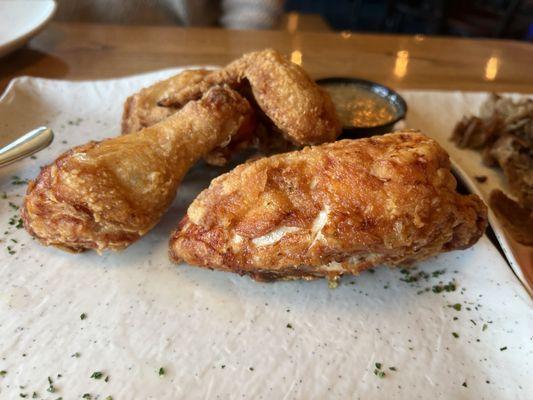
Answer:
[19,394,27,398]
[158,367,165,376]
[286,323,293,329]
[11,176,29,185]
[389,367,397,371]
[432,281,457,293]
[32,393,38,399]
[452,332,459,338]
[90,371,103,379]
[500,346,507,351]
[482,324,488,331]
[80,313,87,320]
[462,381,467,387]
[0,370,6,376]
[432,269,446,277]
[375,362,382,369]
[374,369,385,378]
[451,303,462,311]
[46,385,55,393]
[82,394,91,399]
[71,352,81,358]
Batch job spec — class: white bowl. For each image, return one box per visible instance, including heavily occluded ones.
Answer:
[0,0,56,58]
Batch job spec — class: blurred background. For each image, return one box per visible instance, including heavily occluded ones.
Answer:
[53,0,533,40]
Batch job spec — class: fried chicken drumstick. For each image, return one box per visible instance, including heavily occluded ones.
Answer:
[122,49,341,166]
[22,86,253,252]
[170,131,488,281]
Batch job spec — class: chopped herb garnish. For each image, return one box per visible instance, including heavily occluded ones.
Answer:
[482,324,488,331]
[104,375,109,382]
[47,385,55,393]
[7,246,16,255]
[16,218,23,228]
[286,323,293,329]
[249,367,254,371]
[400,270,429,283]
[19,394,27,398]
[453,316,458,321]
[432,269,446,277]
[0,370,6,376]
[451,303,462,311]
[500,346,507,351]
[158,367,165,376]
[11,176,29,185]
[9,202,19,210]
[48,376,53,384]
[221,365,226,369]
[452,332,459,338]
[375,362,382,369]
[462,381,468,387]
[90,371,103,379]
[82,394,91,399]
[373,369,385,378]
[71,352,81,358]
[389,367,397,371]
[32,392,38,398]
[80,313,87,320]
[432,281,456,293]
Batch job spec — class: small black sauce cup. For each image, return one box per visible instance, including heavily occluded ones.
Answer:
[316,77,408,138]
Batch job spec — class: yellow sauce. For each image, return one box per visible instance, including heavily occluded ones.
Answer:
[323,83,397,128]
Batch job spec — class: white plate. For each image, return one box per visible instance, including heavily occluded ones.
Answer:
[0,73,531,399]
[0,0,56,58]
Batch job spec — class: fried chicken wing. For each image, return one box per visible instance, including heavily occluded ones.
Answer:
[158,49,342,147]
[22,86,252,252]
[122,69,211,134]
[169,131,488,281]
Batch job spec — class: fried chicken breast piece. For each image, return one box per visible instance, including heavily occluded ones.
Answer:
[169,131,488,281]
[22,86,253,252]
[159,48,342,147]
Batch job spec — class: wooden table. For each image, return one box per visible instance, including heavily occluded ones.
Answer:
[1,22,532,95]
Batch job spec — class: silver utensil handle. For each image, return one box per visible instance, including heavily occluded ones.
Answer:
[0,127,53,167]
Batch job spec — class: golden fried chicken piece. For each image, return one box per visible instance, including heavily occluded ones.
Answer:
[159,48,342,147]
[22,86,253,252]
[170,131,487,281]
[122,69,210,134]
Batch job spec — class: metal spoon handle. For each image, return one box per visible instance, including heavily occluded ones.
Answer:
[0,127,53,167]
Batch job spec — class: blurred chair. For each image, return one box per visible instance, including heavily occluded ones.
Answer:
[444,0,528,38]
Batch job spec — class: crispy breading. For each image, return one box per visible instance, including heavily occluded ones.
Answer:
[22,86,253,252]
[170,131,488,281]
[122,69,211,134]
[159,48,342,147]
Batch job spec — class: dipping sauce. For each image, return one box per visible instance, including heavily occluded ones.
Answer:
[322,83,398,128]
